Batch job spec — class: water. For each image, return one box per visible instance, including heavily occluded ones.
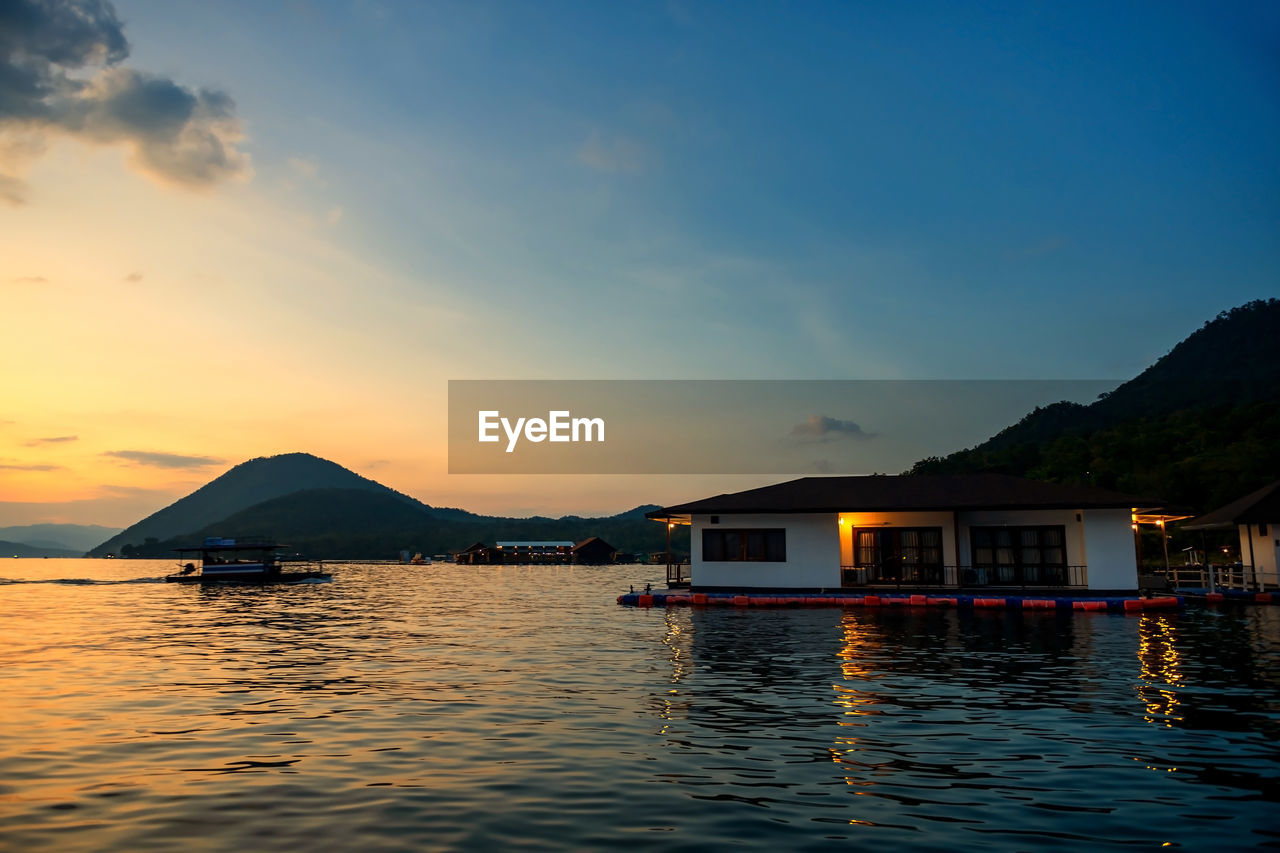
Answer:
[1,558,1278,850]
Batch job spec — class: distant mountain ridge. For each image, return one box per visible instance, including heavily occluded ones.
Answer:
[911,299,1280,511]
[0,540,83,558]
[0,523,121,553]
[125,488,673,559]
[88,452,474,556]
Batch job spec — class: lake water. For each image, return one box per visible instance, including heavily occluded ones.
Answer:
[1,558,1278,850]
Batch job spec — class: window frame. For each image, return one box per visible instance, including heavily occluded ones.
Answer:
[701,528,787,562]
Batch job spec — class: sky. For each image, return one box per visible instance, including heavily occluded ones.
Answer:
[1,0,1277,527]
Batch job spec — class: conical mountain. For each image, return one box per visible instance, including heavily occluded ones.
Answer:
[88,453,427,555]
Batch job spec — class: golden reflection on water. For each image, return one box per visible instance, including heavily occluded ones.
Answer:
[656,609,694,734]
[830,613,881,806]
[1136,614,1184,728]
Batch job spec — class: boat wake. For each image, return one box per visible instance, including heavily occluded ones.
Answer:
[0,576,167,586]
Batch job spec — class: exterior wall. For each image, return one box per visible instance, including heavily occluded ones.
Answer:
[838,511,959,567]
[691,513,839,589]
[1081,508,1139,591]
[1239,522,1280,588]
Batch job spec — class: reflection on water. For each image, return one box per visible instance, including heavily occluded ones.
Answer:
[2,559,1278,850]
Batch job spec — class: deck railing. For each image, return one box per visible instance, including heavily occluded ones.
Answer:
[840,565,1089,590]
[1165,564,1261,592]
[666,560,691,587]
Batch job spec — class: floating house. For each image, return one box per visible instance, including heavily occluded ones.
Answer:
[647,473,1161,594]
[1183,479,1280,590]
[571,537,619,565]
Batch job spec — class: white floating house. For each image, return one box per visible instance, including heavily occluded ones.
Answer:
[649,473,1160,594]
[1183,479,1280,590]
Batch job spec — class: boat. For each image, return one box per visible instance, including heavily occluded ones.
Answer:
[164,538,331,584]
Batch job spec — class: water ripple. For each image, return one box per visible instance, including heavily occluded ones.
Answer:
[0,559,1277,850]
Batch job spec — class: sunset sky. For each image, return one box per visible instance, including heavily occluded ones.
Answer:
[2,0,1277,526]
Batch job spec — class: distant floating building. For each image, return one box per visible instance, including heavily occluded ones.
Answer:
[454,538,620,565]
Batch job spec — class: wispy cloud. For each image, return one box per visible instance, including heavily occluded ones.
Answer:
[11,275,48,283]
[96,483,175,497]
[789,415,876,443]
[0,462,62,471]
[103,450,222,468]
[577,131,646,174]
[25,435,78,446]
[0,0,250,202]
[123,271,143,282]
[287,156,319,180]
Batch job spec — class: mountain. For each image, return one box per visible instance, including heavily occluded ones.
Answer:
[0,523,122,553]
[910,299,1280,512]
[88,452,474,556]
[0,540,83,558]
[121,489,679,560]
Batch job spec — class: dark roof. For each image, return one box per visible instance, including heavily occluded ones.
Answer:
[647,474,1160,518]
[572,536,614,550]
[1182,480,1280,530]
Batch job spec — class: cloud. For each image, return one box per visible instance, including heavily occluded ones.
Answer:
[25,434,78,445]
[789,415,876,443]
[95,482,174,497]
[0,0,250,198]
[325,204,343,226]
[103,449,223,468]
[287,156,318,179]
[577,131,646,174]
[0,173,27,205]
[0,462,62,471]
[123,271,142,282]
[11,275,48,283]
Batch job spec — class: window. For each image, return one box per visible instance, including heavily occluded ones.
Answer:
[853,527,943,583]
[702,528,786,562]
[970,525,1066,585]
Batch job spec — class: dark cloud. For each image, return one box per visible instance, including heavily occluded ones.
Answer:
[103,449,222,469]
[0,462,61,470]
[25,434,77,445]
[0,0,249,201]
[789,415,876,443]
